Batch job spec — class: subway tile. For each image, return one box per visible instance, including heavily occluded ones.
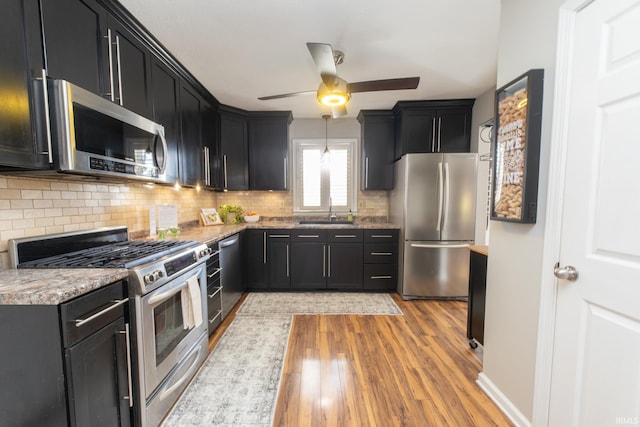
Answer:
[35,217,55,227]
[44,208,63,217]
[0,210,23,220]
[20,189,43,200]
[0,178,7,188]
[33,199,54,208]
[0,200,10,210]
[50,182,68,191]
[10,199,34,210]
[54,216,72,226]
[23,209,46,219]
[45,226,65,234]
[0,189,22,200]
[53,200,71,208]
[12,218,36,230]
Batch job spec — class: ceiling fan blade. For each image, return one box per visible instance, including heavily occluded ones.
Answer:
[347,77,420,93]
[306,42,338,86]
[331,105,347,118]
[258,90,316,101]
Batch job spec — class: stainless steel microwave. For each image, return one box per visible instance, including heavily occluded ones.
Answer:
[47,79,169,183]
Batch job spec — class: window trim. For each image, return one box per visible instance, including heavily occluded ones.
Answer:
[292,138,358,214]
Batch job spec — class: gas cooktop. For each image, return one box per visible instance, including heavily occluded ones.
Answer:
[16,239,198,269]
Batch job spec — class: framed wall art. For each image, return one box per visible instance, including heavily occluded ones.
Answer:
[490,69,544,223]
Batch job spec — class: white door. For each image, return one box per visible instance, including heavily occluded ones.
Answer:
[549,0,640,426]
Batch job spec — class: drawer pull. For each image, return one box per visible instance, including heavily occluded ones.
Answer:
[370,235,393,238]
[208,287,222,298]
[298,235,320,238]
[207,267,222,278]
[209,310,223,324]
[370,275,393,280]
[270,234,290,238]
[334,234,357,238]
[370,252,393,256]
[74,298,129,327]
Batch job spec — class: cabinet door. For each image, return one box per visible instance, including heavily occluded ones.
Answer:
[0,0,49,169]
[202,101,219,188]
[246,230,268,290]
[291,243,326,289]
[220,110,249,190]
[437,108,471,153]
[268,234,290,289]
[66,317,131,427]
[395,109,436,158]
[43,0,109,96]
[359,111,395,190]
[108,17,152,118]
[179,83,203,187]
[248,114,290,190]
[150,59,179,183]
[328,242,363,289]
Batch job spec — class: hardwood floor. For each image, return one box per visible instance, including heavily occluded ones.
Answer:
[210,293,512,427]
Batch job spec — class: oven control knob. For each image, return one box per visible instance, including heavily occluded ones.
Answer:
[152,270,164,281]
[144,270,164,284]
[200,248,211,257]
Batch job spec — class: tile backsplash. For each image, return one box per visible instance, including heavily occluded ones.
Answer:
[0,175,389,269]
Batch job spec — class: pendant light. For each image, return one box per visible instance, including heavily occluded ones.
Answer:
[322,114,331,163]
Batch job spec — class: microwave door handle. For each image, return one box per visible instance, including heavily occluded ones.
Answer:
[156,130,168,173]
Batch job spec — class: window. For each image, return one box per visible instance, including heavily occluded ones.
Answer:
[292,138,357,213]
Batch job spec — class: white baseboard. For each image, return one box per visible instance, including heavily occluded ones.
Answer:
[477,372,531,427]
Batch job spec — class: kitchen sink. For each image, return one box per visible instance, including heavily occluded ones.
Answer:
[297,220,354,225]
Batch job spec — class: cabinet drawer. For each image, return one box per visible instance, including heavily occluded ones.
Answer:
[364,229,399,242]
[60,281,127,348]
[206,284,223,322]
[292,230,326,242]
[364,243,398,264]
[327,229,363,242]
[363,264,397,290]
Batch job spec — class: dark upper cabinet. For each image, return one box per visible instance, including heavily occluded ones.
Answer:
[108,17,152,117]
[150,58,180,183]
[393,99,474,159]
[357,110,395,190]
[219,106,249,190]
[201,101,219,189]
[248,112,292,191]
[42,0,108,96]
[179,82,203,187]
[0,0,50,169]
[42,0,152,117]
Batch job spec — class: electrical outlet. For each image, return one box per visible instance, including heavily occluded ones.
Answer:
[279,200,285,209]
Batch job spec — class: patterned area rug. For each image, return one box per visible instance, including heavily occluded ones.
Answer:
[237,292,403,316]
[162,292,402,426]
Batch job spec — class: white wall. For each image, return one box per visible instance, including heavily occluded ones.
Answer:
[481,0,565,422]
[290,117,360,139]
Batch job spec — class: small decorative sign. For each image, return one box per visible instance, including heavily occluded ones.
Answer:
[491,69,544,223]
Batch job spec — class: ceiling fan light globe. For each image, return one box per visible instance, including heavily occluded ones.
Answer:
[319,93,349,106]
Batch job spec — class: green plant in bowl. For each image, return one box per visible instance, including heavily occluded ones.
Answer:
[218,204,245,223]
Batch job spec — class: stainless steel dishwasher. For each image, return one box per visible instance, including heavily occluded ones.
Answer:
[219,233,244,317]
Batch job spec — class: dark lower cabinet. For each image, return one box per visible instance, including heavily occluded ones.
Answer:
[268,231,291,289]
[467,248,488,348]
[205,241,223,335]
[0,0,50,169]
[363,229,399,291]
[66,317,131,427]
[327,242,363,289]
[0,280,132,427]
[245,229,268,290]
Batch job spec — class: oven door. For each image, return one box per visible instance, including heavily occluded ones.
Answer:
[140,262,207,398]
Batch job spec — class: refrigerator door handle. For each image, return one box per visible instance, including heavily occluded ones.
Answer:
[410,243,470,249]
[436,162,444,231]
[443,162,450,231]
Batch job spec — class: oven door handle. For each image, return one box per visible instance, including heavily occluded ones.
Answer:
[147,283,189,306]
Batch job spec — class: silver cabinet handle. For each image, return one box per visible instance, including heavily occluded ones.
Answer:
[334,235,356,238]
[298,235,320,238]
[437,116,442,152]
[207,267,221,279]
[263,231,267,264]
[223,154,228,188]
[118,323,134,407]
[370,252,392,256]
[554,263,579,282]
[114,35,123,105]
[41,69,53,163]
[370,235,393,238]
[203,146,210,186]
[370,275,392,280]
[431,117,436,152]
[365,157,369,189]
[286,244,290,277]
[323,244,326,278]
[283,157,287,189]
[74,298,129,327]
[105,29,115,101]
[327,245,331,278]
[269,234,290,238]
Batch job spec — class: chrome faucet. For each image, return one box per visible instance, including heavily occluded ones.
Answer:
[328,198,337,221]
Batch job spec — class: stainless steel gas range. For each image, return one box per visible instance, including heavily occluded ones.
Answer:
[9,227,212,427]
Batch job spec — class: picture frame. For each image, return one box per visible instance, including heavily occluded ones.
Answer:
[200,208,222,226]
[490,69,544,223]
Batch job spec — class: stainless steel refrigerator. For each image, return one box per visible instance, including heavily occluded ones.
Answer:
[390,153,478,299]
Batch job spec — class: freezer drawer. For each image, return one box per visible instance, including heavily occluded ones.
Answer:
[401,241,470,298]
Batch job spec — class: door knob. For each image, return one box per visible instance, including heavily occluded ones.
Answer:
[554,263,579,282]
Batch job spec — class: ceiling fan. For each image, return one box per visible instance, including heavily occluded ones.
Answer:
[258,42,420,118]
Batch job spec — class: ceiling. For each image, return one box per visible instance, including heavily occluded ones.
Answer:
[118,0,501,119]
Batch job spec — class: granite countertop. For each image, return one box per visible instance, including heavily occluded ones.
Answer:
[0,220,399,306]
[0,268,129,305]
